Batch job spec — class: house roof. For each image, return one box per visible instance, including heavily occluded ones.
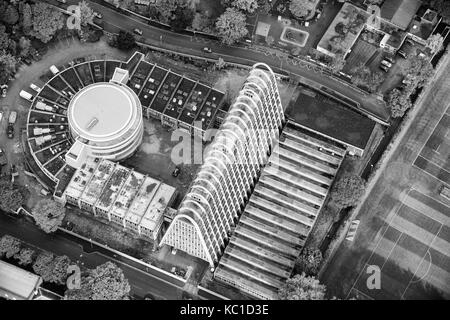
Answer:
[381,0,422,30]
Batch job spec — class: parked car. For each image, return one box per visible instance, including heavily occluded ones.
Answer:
[133,28,143,35]
[397,49,407,59]
[379,64,390,73]
[203,47,212,53]
[384,56,395,64]
[23,58,32,65]
[171,247,178,255]
[381,60,393,68]
[172,166,181,177]
[0,84,7,98]
[93,12,102,19]
[7,124,14,139]
[0,111,3,123]
[30,83,41,93]
[0,148,7,167]
[57,0,66,3]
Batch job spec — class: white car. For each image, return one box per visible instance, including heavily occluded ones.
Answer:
[0,111,3,123]
[30,83,41,93]
[93,12,102,19]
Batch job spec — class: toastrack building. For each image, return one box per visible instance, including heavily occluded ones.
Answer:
[160,63,284,266]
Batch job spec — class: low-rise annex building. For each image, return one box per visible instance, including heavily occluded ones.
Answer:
[57,156,176,242]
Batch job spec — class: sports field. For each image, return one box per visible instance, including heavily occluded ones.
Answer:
[321,55,450,300]
[348,188,450,299]
[414,106,450,184]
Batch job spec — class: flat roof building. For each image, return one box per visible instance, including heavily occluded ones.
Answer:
[61,157,176,241]
[0,260,43,300]
[214,122,347,300]
[66,69,144,167]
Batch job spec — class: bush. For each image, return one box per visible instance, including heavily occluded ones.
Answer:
[331,174,366,208]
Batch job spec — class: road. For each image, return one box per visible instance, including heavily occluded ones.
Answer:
[45,0,390,123]
[0,211,184,300]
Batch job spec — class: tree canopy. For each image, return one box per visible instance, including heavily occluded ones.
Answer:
[387,88,412,118]
[0,178,25,212]
[65,262,131,300]
[33,251,71,284]
[216,8,248,45]
[31,3,64,43]
[331,174,366,208]
[116,30,136,50]
[290,0,310,19]
[32,199,66,233]
[0,235,21,259]
[15,247,35,266]
[278,273,327,300]
[295,247,323,276]
[231,0,259,14]
[426,34,444,55]
[78,0,95,27]
[350,63,385,93]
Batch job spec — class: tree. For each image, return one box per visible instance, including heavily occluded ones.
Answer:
[404,56,434,89]
[331,174,366,208]
[215,57,226,70]
[21,3,33,34]
[31,3,64,43]
[350,63,385,93]
[18,36,31,57]
[329,53,346,74]
[231,0,258,14]
[0,177,24,212]
[51,255,71,284]
[0,24,10,50]
[32,199,66,233]
[295,247,323,276]
[278,273,326,300]
[170,5,194,32]
[33,251,55,281]
[116,31,136,50]
[15,247,35,266]
[33,251,71,284]
[0,3,19,25]
[78,0,95,27]
[387,88,412,118]
[191,13,214,33]
[426,34,444,55]
[216,8,248,45]
[66,262,131,300]
[266,35,275,46]
[0,235,21,259]
[289,0,310,19]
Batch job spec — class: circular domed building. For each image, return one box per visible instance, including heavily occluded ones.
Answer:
[67,81,143,164]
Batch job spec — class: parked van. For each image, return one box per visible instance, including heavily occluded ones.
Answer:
[19,90,34,102]
[50,65,60,75]
[30,83,41,93]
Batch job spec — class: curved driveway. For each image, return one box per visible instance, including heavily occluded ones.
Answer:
[46,0,390,123]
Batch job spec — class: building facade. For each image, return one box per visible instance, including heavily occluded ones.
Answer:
[160,63,284,267]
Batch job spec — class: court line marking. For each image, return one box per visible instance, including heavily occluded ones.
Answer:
[345,189,412,299]
[401,224,442,299]
[413,163,450,185]
[411,187,450,212]
[415,104,450,164]
[346,186,450,300]
[416,155,450,175]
